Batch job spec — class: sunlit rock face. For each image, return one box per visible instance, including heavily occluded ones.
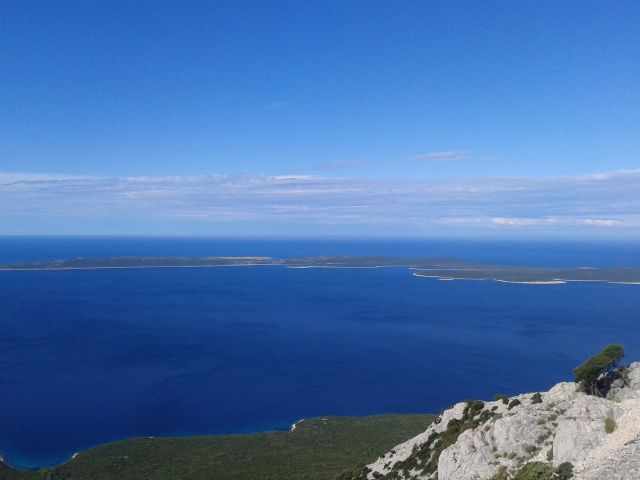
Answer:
[363,363,640,480]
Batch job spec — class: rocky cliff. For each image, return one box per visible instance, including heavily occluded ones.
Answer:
[355,362,640,480]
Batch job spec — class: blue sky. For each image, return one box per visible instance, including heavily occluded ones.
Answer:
[1,1,639,236]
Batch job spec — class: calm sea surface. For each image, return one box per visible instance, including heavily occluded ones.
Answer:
[1,237,639,468]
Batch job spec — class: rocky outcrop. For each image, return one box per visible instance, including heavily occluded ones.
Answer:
[359,362,640,480]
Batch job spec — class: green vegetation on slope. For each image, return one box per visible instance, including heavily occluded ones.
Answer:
[496,461,572,480]
[0,414,434,480]
[573,343,625,396]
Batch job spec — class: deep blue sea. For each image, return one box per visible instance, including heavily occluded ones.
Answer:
[1,237,639,469]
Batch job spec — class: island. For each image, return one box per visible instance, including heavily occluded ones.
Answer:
[0,255,473,270]
[1,255,639,284]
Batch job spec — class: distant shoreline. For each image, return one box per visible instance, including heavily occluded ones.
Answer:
[0,264,409,272]
[2,255,640,284]
[0,263,276,272]
[412,272,640,285]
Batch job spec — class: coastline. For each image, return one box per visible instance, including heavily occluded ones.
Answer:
[0,263,278,272]
[285,265,408,269]
[0,416,313,471]
[4,260,640,286]
[412,272,640,285]
[412,273,566,285]
[0,414,435,475]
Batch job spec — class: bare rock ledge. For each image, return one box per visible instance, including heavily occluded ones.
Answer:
[363,362,640,480]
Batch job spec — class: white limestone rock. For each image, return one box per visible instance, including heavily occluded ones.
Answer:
[609,362,640,401]
[364,363,640,480]
[552,394,623,466]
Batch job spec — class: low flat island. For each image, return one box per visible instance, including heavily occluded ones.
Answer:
[2,255,640,284]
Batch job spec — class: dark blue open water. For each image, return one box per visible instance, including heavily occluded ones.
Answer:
[1,237,639,469]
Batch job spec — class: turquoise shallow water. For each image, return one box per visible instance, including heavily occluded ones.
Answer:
[1,237,639,469]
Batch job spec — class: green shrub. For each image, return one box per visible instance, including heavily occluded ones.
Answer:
[37,469,55,480]
[555,462,574,479]
[604,417,617,434]
[531,393,543,404]
[489,465,508,480]
[463,399,485,417]
[508,399,521,410]
[494,394,510,404]
[511,461,573,480]
[536,432,550,444]
[513,462,555,480]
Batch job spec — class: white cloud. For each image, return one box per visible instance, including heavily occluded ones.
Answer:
[1,169,640,233]
[441,216,639,229]
[578,219,629,227]
[313,160,372,171]
[0,171,84,184]
[491,217,551,226]
[308,150,482,172]
[411,150,471,162]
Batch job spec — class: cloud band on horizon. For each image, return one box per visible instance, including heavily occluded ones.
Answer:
[1,170,639,235]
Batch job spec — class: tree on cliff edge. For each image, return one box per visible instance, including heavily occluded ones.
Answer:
[573,344,625,396]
